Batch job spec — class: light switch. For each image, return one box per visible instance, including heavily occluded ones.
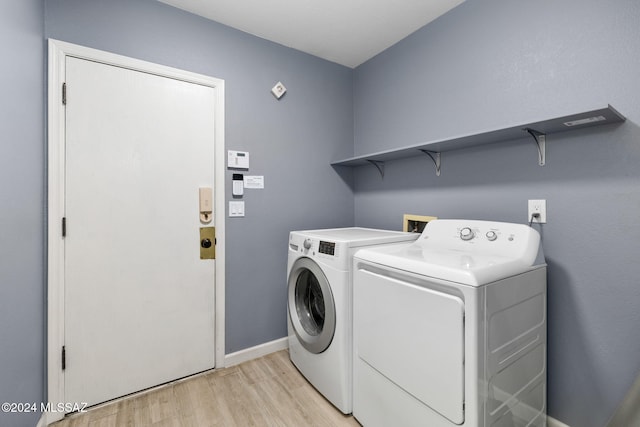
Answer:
[229,201,245,217]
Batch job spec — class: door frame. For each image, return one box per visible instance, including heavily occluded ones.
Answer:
[46,39,226,424]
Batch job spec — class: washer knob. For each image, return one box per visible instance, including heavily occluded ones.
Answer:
[486,231,497,241]
[460,227,474,241]
[303,238,312,250]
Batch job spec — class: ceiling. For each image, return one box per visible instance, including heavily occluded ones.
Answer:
[157,0,465,68]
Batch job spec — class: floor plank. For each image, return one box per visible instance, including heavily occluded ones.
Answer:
[52,350,360,427]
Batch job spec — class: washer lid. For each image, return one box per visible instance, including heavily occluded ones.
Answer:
[354,220,543,286]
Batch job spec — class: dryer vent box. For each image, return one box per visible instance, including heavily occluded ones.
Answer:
[403,214,437,233]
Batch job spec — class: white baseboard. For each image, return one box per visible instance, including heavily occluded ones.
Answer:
[224,337,288,367]
[547,415,571,427]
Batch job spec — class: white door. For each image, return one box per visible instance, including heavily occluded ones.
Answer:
[64,56,216,407]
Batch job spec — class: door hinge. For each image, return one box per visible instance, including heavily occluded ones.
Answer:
[62,346,66,370]
[62,83,67,105]
[62,217,66,237]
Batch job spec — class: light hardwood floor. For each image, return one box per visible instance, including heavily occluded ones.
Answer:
[52,350,361,427]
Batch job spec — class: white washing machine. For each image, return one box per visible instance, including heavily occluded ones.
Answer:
[287,227,419,414]
[352,219,547,427]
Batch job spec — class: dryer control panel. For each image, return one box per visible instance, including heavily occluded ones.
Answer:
[419,219,541,266]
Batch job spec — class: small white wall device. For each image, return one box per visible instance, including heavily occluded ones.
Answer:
[232,174,244,196]
[227,150,249,169]
[271,81,286,99]
[229,201,245,217]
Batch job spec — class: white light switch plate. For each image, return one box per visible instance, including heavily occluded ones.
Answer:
[229,201,245,217]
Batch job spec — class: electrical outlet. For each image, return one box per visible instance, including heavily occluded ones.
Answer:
[528,199,547,224]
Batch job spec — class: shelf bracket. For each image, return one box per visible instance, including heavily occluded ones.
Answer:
[524,128,546,166]
[366,159,385,178]
[419,150,441,176]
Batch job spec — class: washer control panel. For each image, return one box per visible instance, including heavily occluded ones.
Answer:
[289,232,350,268]
[318,240,336,256]
[289,234,341,259]
[303,238,313,250]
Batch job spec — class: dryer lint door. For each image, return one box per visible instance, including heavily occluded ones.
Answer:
[355,269,465,424]
[288,257,336,353]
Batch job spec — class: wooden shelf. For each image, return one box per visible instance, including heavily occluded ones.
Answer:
[331,105,625,176]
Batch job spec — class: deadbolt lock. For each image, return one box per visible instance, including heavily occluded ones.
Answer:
[200,227,215,259]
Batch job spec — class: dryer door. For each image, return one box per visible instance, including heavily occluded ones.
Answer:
[355,268,465,424]
[288,257,336,354]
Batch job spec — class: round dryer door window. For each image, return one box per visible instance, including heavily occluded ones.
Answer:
[288,257,336,354]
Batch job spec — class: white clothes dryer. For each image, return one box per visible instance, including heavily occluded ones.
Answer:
[352,219,547,427]
[287,227,419,414]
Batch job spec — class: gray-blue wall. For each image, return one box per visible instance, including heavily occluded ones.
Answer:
[0,1,45,426]
[3,0,638,426]
[44,0,354,354]
[2,1,353,425]
[352,0,640,426]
